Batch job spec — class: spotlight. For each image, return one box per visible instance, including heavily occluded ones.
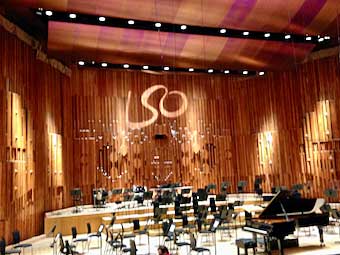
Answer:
[284,34,291,40]
[180,25,187,30]
[155,22,162,28]
[101,62,108,67]
[242,70,248,75]
[188,68,194,72]
[305,35,312,41]
[69,13,77,19]
[208,69,214,73]
[128,20,135,25]
[78,61,85,66]
[264,33,270,38]
[219,28,226,34]
[224,70,230,74]
[91,61,95,64]
[142,65,149,70]
[123,64,129,68]
[318,38,324,42]
[45,10,53,16]
[98,16,106,22]
[163,66,170,71]
[243,31,249,36]
[259,71,265,76]
[324,36,331,40]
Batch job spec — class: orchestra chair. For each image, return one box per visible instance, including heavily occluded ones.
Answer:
[198,218,220,247]
[12,231,33,255]
[71,227,88,252]
[0,238,21,255]
[173,231,190,254]
[122,240,137,255]
[163,222,176,251]
[87,223,104,253]
[216,208,234,240]
[189,233,210,255]
[106,232,126,255]
[236,239,257,255]
[132,219,150,247]
[182,215,196,232]
[59,234,79,255]
[120,223,136,241]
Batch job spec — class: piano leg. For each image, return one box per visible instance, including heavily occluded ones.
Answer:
[277,238,285,255]
[318,226,325,247]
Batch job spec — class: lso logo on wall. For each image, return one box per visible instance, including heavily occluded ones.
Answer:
[126,85,188,129]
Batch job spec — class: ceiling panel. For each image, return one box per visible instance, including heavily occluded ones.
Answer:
[48,21,314,70]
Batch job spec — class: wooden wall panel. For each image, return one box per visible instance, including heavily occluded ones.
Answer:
[0,26,72,242]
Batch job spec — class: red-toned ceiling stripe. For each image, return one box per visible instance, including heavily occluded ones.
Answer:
[286,0,327,33]
[216,0,257,68]
[264,0,326,67]
[220,0,257,27]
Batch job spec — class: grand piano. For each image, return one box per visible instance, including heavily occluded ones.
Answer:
[243,190,329,255]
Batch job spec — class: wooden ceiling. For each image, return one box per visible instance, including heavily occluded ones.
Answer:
[3,0,340,70]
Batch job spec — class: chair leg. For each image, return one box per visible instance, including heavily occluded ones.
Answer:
[245,248,248,255]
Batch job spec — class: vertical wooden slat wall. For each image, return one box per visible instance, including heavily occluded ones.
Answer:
[2,21,340,241]
[0,26,73,242]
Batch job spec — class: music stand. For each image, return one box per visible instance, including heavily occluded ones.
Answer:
[237,181,247,196]
[70,188,82,213]
[221,181,231,195]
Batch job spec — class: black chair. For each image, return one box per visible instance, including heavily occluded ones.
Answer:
[107,232,126,255]
[71,227,88,252]
[120,224,136,240]
[0,239,21,255]
[174,231,190,254]
[189,233,210,255]
[59,235,78,255]
[87,223,104,251]
[133,219,150,247]
[122,239,137,255]
[199,218,220,245]
[12,231,33,255]
[182,214,196,231]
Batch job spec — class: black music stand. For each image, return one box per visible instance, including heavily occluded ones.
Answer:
[70,188,82,213]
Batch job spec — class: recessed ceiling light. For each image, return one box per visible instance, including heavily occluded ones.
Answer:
[188,68,194,72]
[101,63,108,67]
[128,20,135,25]
[220,28,227,34]
[45,10,53,16]
[224,70,230,74]
[69,13,77,19]
[285,34,291,40]
[91,61,95,64]
[98,16,106,22]
[163,66,169,71]
[242,70,248,75]
[123,64,129,68]
[143,65,149,70]
[208,69,213,73]
[155,22,162,28]
[243,31,249,36]
[180,25,187,30]
[305,35,312,41]
[259,71,265,76]
[264,33,270,38]
[78,61,85,66]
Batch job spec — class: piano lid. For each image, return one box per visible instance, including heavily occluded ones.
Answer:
[259,190,325,219]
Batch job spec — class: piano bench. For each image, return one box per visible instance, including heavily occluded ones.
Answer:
[236,238,257,255]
